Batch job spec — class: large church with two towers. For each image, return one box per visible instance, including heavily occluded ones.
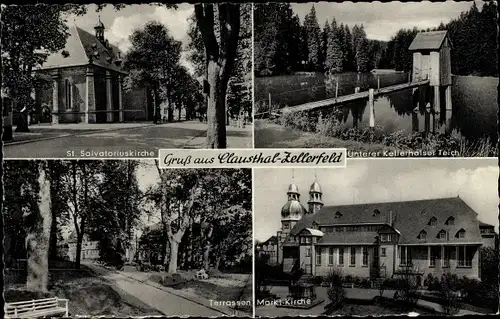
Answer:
[257,180,496,283]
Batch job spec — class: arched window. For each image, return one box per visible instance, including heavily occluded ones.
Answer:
[428,217,437,226]
[417,230,427,239]
[456,229,466,239]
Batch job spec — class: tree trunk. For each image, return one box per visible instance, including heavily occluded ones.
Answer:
[75,233,83,269]
[26,165,52,292]
[168,238,180,273]
[205,60,227,148]
[178,105,182,122]
[48,164,60,261]
[203,224,213,270]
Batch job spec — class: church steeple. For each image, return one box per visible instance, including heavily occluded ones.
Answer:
[94,16,105,42]
[308,174,324,214]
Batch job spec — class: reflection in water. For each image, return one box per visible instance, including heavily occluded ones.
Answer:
[256,72,497,142]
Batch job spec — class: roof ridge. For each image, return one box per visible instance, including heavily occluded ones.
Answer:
[322,196,463,208]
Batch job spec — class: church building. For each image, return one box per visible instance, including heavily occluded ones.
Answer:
[34,18,152,124]
[258,181,496,283]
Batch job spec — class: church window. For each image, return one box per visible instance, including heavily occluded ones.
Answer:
[350,247,356,266]
[428,217,437,226]
[362,247,369,266]
[328,247,334,265]
[381,248,386,257]
[437,229,447,239]
[456,229,466,239]
[445,216,455,225]
[457,246,473,267]
[338,247,344,265]
[380,234,392,242]
[316,248,321,265]
[417,230,427,239]
[65,79,73,110]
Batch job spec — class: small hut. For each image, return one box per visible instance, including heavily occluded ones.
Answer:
[409,30,453,128]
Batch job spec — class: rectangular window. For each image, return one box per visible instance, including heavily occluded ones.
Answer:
[350,246,356,266]
[439,231,446,239]
[443,247,451,267]
[336,227,344,232]
[316,248,321,266]
[381,248,386,257]
[458,231,465,239]
[457,246,473,267]
[328,247,334,265]
[305,248,311,257]
[338,247,344,265]
[362,247,368,266]
[400,246,412,266]
[306,237,311,244]
[430,246,440,267]
[283,223,289,229]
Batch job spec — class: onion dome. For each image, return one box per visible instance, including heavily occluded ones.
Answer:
[287,183,300,195]
[281,200,308,220]
[310,181,322,193]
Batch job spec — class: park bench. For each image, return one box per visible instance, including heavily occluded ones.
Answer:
[4,297,69,318]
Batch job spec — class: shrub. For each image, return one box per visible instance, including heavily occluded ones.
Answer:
[438,273,461,315]
[324,267,343,287]
[394,266,420,309]
[360,278,371,288]
[310,276,323,285]
[327,283,346,309]
[344,275,353,284]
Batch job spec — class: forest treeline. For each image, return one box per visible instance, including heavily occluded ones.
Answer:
[254,2,497,77]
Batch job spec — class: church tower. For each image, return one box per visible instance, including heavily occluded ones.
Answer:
[308,181,324,214]
[94,16,105,42]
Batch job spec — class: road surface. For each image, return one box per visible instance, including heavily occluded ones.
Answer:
[84,262,224,317]
[4,121,252,158]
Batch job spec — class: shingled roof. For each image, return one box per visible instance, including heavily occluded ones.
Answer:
[39,24,126,74]
[289,197,483,245]
[408,31,448,51]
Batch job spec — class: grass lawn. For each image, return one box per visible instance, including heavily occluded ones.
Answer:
[254,119,394,152]
[151,269,252,313]
[5,266,162,316]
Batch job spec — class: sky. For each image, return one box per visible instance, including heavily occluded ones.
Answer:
[65,4,195,74]
[292,1,483,41]
[254,158,498,242]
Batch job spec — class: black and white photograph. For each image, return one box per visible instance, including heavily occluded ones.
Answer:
[3,160,252,317]
[253,1,497,157]
[2,3,252,158]
[254,159,498,316]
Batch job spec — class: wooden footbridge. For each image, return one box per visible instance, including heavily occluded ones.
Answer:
[279,79,430,115]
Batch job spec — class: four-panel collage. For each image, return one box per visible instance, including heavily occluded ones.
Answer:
[1,1,498,318]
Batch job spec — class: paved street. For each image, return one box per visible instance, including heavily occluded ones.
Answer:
[84,262,224,317]
[4,121,253,159]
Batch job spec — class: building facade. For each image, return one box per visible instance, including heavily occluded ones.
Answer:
[34,19,152,124]
[261,181,495,282]
[66,232,100,262]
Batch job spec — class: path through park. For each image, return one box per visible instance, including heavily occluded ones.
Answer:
[83,262,224,317]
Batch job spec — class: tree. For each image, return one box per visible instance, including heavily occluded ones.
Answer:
[303,5,322,71]
[47,161,70,261]
[125,22,182,124]
[355,38,370,72]
[1,5,78,132]
[152,164,202,273]
[325,22,344,74]
[194,4,241,148]
[25,162,52,292]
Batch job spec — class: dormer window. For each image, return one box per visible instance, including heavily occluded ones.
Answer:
[106,56,112,63]
[437,229,447,239]
[445,216,455,225]
[380,234,392,242]
[92,43,97,49]
[456,229,466,239]
[417,230,427,239]
[372,209,380,217]
[334,211,342,219]
[428,217,437,226]
[93,51,99,58]
[312,221,319,229]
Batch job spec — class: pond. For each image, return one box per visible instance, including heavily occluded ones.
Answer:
[255,72,498,142]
